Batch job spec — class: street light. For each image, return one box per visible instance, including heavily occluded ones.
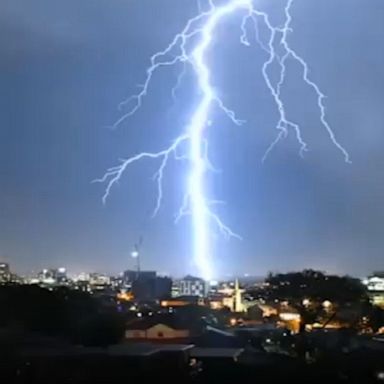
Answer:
[302,299,311,307]
[131,250,139,258]
[131,248,140,276]
[322,300,332,309]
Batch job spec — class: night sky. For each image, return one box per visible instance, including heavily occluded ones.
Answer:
[1,0,384,278]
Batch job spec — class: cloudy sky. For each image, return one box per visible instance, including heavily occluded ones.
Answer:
[0,0,383,278]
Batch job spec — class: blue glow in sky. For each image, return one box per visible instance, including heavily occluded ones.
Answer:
[0,0,384,277]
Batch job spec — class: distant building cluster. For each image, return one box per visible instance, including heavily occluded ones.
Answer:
[0,261,249,314]
[0,262,10,283]
[0,262,23,284]
[1,259,384,335]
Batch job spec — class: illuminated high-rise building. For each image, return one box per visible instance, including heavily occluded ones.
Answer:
[178,275,208,298]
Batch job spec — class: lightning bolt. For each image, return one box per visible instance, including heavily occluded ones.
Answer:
[95,0,350,281]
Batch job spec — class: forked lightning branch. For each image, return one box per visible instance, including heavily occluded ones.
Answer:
[96,0,350,281]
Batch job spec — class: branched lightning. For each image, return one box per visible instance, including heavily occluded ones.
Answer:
[96,0,350,280]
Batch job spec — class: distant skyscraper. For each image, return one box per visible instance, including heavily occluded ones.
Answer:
[55,268,67,284]
[36,268,68,286]
[0,263,10,283]
[155,276,172,299]
[123,270,156,285]
[38,269,56,285]
[131,271,171,301]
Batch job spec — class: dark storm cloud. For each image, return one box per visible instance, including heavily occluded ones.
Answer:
[0,0,383,278]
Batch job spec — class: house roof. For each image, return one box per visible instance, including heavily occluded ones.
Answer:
[174,295,201,301]
[191,347,244,359]
[126,314,194,331]
[107,344,158,356]
[205,325,235,337]
[182,275,204,282]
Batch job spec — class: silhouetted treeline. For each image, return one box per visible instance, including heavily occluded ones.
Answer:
[0,285,125,346]
[265,269,367,304]
[261,269,384,332]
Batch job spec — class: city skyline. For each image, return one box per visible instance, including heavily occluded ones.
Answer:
[1,0,384,277]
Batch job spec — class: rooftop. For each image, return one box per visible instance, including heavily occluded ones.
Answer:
[190,347,244,359]
[126,313,197,331]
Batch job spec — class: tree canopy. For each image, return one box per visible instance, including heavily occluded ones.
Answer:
[0,285,125,346]
[265,269,367,305]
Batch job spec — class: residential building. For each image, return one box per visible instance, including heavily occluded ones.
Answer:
[364,272,384,308]
[171,280,181,297]
[178,275,208,297]
[125,314,191,341]
[89,273,110,289]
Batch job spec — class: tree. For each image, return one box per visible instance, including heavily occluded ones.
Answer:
[362,303,384,333]
[265,270,366,304]
[264,270,368,331]
[74,312,125,347]
[0,285,125,346]
[246,304,264,322]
